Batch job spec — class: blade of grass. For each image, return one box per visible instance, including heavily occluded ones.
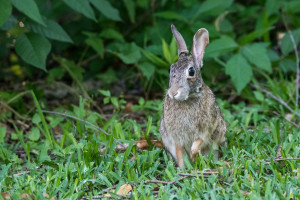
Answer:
[13,125,30,162]
[31,90,53,146]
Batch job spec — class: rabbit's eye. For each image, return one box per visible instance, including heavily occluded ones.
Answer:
[188,67,195,76]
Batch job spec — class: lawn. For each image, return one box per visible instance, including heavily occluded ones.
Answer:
[1,93,299,199]
[1,0,300,199]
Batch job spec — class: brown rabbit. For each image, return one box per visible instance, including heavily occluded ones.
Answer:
[160,25,226,168]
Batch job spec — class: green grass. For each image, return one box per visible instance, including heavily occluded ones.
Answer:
[0,96,299,200]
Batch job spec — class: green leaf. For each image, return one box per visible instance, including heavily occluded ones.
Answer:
[141,49,169,67]
[265,0,281,16]
[27,18,73,43]
[85,37,104,58]
[267,49,280,62]
[238,27,273,45]
[11,0,45,26]
[27,127,40,141]
[111,97,119,108]
[138,62,155,80]
[90,0,122,21]
[32,113,41,124]
[15,33,51,71]
[253,91,264,102]
[155,11,187,22]
[39,147,51,162]
[0,0,12,27]
[99,90,111,97]
[279,59,296,73]
[195,0,233,16]
[103,97,110,104]
[0,164,11,181]
[123,0,135,23]
[1,15,17,30]
[280,29,300,56]
[110,42,141,64]
[170,38,177,61]
[100,29,125,42]
[162,39,172,64]
[242,43,271,72]
[226,54,253,94]
[0,126,6,143]
[205,36,238,58]
[283,0,300,14]
[63,0,96,21]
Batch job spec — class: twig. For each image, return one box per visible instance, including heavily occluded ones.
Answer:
[264,157,300,165]
[273,111,299,128]
[99,139,163,154]
[145,176,189,185]
[252,84,300,118]
[145,170,219,185]
[74,191,161,200]
[274,158,300,161]
[41,110,134,156]
[196,170,219,175]
[282,13,299,107]
[77,54,99,66]
[0,102,31,121]
[12,171,30,177]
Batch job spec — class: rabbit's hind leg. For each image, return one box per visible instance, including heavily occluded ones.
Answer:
[190,139,203,161]
[176,145,185,168]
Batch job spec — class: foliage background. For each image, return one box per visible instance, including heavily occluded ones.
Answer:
[0,0,300,199]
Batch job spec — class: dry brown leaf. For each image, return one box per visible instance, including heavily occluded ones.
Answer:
[104,184,132,197]
[123,102,133,113]
[116,183,132,196]
[135,139,163,149]
[20,193,33,199]
[43,192,56,200]
[43,193,49,198]
[1,192,11,199]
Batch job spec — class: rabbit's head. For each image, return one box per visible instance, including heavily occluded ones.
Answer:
[167,24,209,101]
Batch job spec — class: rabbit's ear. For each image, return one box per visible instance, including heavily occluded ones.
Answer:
[171,24,189,56]
[192,28,209,68]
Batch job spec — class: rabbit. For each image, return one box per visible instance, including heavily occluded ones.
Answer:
[160,24,226,168]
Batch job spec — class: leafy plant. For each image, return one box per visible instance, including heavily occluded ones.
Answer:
[99,89,127,111]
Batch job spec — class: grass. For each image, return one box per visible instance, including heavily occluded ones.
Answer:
[0,94,300,200]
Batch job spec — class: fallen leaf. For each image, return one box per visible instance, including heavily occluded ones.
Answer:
[1,192,10,199]
[43,192,56,200]
[20,193,34,199]
[43,193,49,198]
[135,139,163,149]
[116,183,132,196]
[123,102,133,113]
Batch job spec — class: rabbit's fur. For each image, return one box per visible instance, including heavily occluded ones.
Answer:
[160,25,226,168]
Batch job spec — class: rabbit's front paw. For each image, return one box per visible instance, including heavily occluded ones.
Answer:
[190,139,203,161]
